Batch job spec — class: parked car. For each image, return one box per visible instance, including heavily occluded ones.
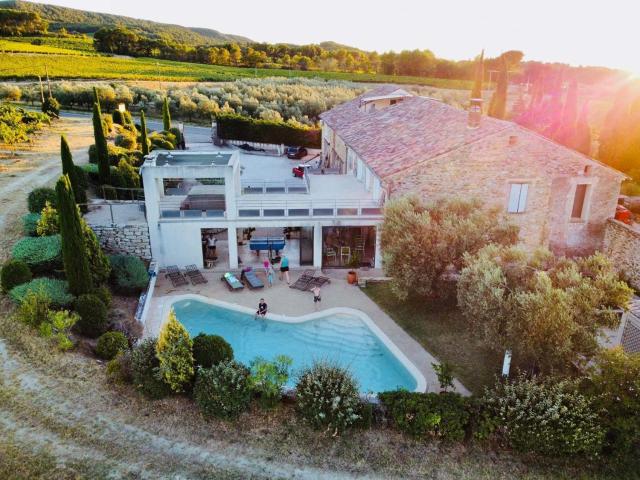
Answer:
[286,146,308,159]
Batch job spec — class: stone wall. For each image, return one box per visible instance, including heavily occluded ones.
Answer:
[89,223,151,260]
[385,129,623,255]
[603,219,640,290]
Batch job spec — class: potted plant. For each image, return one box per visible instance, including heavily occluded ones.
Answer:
[346,251,361,284]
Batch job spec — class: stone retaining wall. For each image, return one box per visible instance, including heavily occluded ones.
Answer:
[603,219,640,290]
[89,223,151,260]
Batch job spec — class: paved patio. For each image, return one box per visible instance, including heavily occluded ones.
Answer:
[144,268,470,395]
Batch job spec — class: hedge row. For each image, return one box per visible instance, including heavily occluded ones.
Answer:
[11,235,62,273]
[216,113,321,148]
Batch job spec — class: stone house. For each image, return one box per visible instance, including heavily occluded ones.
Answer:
[319,85,626,255]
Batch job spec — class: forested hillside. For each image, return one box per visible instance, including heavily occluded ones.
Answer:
[0,0,252,44]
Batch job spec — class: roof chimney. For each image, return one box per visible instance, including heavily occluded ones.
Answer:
[468,98,483,129]
[508,135,518,146]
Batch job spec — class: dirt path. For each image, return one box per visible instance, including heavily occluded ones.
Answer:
[0,115,93,257]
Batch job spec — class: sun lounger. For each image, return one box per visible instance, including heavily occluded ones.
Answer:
[165,265,188,287]
[185,264,208,285]
[241,268,264,289]
[289,270,315,290]
[222,272,244,291]
[308,275,331,289]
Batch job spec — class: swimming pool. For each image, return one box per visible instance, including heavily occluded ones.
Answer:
[170,297,423,393]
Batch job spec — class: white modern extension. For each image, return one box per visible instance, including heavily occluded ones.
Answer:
[140,148,383,271]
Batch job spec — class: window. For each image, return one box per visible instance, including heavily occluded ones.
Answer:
[571,184,589,219]
[507,183,528,213]
[390,99,397,105]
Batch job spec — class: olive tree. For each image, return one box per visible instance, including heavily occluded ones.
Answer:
[381,196,519,300]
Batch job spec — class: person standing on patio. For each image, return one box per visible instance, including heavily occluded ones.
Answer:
[263,260,275,287]
[279,255,290,284]
[311,285,321,311]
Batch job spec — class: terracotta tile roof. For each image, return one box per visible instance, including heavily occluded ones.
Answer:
[320,86,624,179]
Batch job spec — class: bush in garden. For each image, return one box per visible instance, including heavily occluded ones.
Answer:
[115,159,140,188]
[36,201,59,236]
[585,347,640,457]
[192,333,233,368]
[101,113,114,134]
[481,373,604,456]
[378,390,470,441]
[39,309,78,351]
[106,350,133,384]
[93,285,112,308]
[131,337,171,399]
[10,278,73,308]
[96,331,129,360]
[114,129,137,150]
[82,222,111,286]
[11,235,62,273]
[1,259,32,293]
[109,255,148,295]
[27,187,57,213]
[156,308,194,392]
[169,126,182,146]
[22,213,40,236]
[16,287,51,327]
[194,360,252,419]
[74,293,108,338]
[42,96,60,117]
[112,109,133,127]
[295,361,361,434]
[249,355,293,408]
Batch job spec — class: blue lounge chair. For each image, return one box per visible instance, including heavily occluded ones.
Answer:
[241,268,264,289]
[222,272,244,291]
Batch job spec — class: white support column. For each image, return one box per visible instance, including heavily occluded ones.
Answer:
[374,225,382,269]
[313,223,323,268]
[228,226,238,269]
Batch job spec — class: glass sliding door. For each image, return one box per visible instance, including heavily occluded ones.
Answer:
[299,227,314,266]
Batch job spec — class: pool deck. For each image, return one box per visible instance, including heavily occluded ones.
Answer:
[144,268,470,396]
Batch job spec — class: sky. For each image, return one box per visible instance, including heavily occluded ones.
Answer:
[29,0,639,72]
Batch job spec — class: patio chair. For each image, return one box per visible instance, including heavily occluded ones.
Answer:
[325,247,337,263]
[308,274,331,289]
[241,268,264,289]
[290,270,315,290]
[185,264,208,285]
[221,272,244,291]
[354,241,365,256]
[165,265,188,287]
[340,246,351,264]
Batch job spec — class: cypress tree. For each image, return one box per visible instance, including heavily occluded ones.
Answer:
[140,110,150,156]
[55,175,93,296]
[92,101,110,185]
[93,86,100,105]
[571,103,592,156]
[162,97,171,131]
[60,135,87,206]
[553,80,579,143]
[470,50,484,100]
[488,58,508,119]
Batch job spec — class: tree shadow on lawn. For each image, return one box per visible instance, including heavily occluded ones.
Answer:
[363,282,502,394]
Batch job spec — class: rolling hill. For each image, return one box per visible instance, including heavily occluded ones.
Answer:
[0,0,253,45]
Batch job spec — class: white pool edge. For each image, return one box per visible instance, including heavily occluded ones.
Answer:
[152,293,428,393]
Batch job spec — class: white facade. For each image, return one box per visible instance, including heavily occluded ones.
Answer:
[141,149,384,270]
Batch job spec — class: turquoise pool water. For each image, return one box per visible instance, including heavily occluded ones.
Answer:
[173,299,418,393]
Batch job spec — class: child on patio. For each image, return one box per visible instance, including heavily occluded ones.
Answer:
[263,260,275,287]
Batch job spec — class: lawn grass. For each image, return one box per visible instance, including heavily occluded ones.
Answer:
[0,52,473,89]
[363,282,502,393]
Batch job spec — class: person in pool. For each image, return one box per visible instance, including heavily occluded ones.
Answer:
[279,255,290,284]
[256,298,268,318]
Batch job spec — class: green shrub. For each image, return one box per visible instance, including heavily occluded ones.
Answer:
[82,222,111,286]
[192,333,233,368]
[378,390,470,441]
[102,184,117,200]
[39,309,78,351]
[194,360,252,419]
[295,361,361,434]
[74,293,108,338]
[1,259,32,293]
[149,132,175,150]
[81,163,117,185]
[109,254,148,295]
[27,187,56,213]
[249,355,292,409]
[42,96,60,117]
[96,331,129,360]
[112,109,133,127]
[101,113,114,133]
[130,337,171,399]
[114,129,137,150]
[93,285,112,308]
[74,165,89,192]
[36,201,59,236]
[481,374,604,456]
[21,213,40,236]
[16,287,51,327]
[10,278,73,308]
[106,350,133,384]
[216,113,321,148]
[11,235,62,273]
[88,143,133,166]
[115,159,140,188]
[156,309,194,392]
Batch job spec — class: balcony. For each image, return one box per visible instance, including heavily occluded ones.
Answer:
[236,199,382,219]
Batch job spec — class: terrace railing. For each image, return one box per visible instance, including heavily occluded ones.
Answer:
[236,199,382,219]
[240,179,309,195]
